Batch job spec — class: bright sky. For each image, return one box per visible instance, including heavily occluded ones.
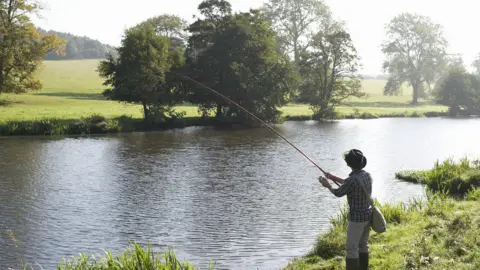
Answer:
[32,0,480,75]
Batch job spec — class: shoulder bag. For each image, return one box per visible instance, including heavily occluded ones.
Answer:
[357,177,387,233]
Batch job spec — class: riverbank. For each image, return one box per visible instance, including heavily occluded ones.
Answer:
[395,157,480,195]
[0,110,451,137]
[284,189,480,269]
[283,157,480,269]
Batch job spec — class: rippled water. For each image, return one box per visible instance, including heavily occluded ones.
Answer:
[1,118,480,269]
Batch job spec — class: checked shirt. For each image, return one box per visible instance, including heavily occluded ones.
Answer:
[331,170,373,222]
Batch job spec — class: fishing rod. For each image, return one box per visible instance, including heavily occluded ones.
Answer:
[173,72,341,187]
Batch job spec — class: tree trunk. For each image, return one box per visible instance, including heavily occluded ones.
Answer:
[411,84,419,105]
[142,102,150,121]
[216,104,222,118]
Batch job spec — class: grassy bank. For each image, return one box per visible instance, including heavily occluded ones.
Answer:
[285,158,480,269]
[284,188,480,269]
[0,60,447,125]
[396,157,480,195]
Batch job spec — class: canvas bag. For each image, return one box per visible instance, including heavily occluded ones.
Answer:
[357,178,387,233]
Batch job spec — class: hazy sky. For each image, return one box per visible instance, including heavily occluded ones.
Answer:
[32,0,480,75]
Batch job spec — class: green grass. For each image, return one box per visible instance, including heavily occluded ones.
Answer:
[0,59,447,124]
[284,189,480,270]
[45,243,206,270]
[396,157,480,195]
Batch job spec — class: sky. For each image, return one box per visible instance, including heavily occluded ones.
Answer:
[32,0,480,75]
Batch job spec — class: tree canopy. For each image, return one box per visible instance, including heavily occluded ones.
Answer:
[434,67,480,116]
[382,13,448,104]
[0,0,65,94]
[184,2,298,123]
[262,0,332,65]
[298,24,364,118]
[137,14,188,49]
[98,23,184,122]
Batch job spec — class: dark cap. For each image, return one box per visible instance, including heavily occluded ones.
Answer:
[343,149,367,169]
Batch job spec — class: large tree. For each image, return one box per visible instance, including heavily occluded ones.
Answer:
[298,25,365,119]
[0,0,65,94]
[382,13,448,104]
[262,0,332,65]
[98,23,184,122]
[185,6,298,123]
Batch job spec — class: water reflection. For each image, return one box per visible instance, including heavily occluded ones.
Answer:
[1,118,480,269]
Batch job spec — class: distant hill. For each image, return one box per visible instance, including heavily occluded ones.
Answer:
[38,28,118,60]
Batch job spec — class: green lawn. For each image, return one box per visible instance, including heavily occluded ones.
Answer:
[0,59,447,122]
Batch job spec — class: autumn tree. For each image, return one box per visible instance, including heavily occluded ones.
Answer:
[185,4,298,123]
[382,13,448,104]
[298,23,365,119]
[98,23,185,123]
[0,0,65,94]
[262,0,332,65]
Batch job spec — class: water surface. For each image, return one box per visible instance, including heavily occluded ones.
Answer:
[1,118,479,269]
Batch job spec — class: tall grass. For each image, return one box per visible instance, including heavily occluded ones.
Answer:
[55,243,211,270]
[396,157,480,195]
[285,188,480,269]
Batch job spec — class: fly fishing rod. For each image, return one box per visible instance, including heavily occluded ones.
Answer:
[174,72,341,187]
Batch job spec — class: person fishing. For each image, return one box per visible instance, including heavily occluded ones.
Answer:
[318,149,372,270]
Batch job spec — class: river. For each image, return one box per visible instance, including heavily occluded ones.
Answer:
[1,118,479,269]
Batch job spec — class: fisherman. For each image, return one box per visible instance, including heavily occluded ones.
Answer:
[318,149,372,270]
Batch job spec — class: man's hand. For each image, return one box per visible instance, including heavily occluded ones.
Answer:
[324,172,334,180]
[318,176,332,188]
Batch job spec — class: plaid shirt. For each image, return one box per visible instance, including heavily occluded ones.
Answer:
[331,170,373,222]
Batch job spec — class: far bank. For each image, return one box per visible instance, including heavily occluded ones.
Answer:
[0,110,450,137]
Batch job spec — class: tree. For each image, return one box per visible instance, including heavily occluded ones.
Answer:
[185,7,298,123]
[382,13,448,104]
[433,54,466,94]
[138,14,188,49]
[434,68,480,116]
[0,0,65,94]
[98,23,185,122]
[298,27,365,119]
[473,53,480,75]
[262,0,332,65]
[184,0,232,117]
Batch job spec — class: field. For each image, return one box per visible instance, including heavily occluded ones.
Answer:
[0,59,447,123]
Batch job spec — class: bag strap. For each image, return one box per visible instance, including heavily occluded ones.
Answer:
[357,174,374,207]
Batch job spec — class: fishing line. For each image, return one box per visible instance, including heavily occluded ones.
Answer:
[173,72,341,187]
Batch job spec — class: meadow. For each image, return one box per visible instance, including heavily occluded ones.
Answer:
[0,59,447,123]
